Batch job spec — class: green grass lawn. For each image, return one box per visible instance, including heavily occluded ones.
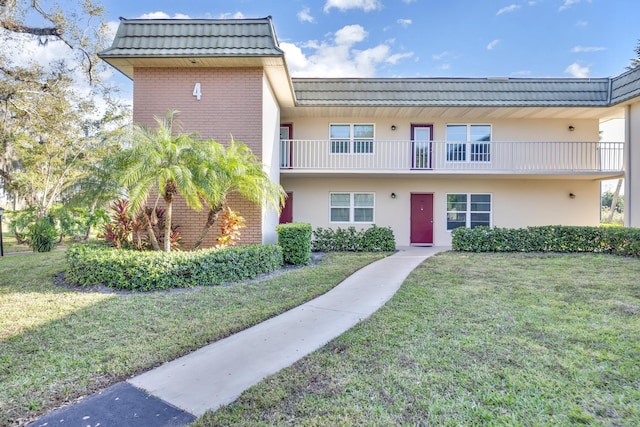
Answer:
[0,250,386,426]
[0,230,31,254]
[197,252,640,426]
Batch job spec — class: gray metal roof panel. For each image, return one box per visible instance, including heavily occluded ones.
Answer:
[291,78,611,107]
[99,17,284,58]
[611,67,640,104]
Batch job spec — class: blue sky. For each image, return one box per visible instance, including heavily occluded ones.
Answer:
[99,0,639,81]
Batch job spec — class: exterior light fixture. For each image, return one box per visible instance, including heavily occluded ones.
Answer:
[391,192,397,199]
[391,125,397,131]
[569,193,576,199]
[568,125,575,131]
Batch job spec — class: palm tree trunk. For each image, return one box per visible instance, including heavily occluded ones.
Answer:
[192,205,223,250]
[164,201,172,252]
[144,210,161,251]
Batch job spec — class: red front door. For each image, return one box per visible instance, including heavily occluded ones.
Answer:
[279,192,293,224]
[411,193,434,245]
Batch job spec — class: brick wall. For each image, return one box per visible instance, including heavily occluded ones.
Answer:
[133,67,265,247]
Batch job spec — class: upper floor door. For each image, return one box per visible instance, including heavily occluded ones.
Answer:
[280,124,293,168]
[411,124,433,169]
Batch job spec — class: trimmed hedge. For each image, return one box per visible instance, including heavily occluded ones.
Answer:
[452,225,640,257]
[312,225,396,252]
[276,222,312,265]
[66,243,283,291]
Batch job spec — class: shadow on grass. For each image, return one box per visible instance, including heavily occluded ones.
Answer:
[0,251,387,426]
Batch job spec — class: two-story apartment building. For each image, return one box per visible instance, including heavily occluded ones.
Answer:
[99,17,640,248]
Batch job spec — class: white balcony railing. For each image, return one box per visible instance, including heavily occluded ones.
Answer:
[279,140,624,174]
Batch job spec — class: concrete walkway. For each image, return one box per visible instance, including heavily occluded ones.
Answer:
[30,246,448,426]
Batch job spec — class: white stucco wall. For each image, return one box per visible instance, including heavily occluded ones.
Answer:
[281,176,600,246]
[286,117,599,143]
[626,102,640,227]
[261,74,281,244]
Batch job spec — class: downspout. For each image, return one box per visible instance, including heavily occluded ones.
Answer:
[624,104,632,227]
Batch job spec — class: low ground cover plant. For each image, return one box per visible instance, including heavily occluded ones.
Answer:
[452,225,640,256]
[312,225,396,252]
[66,243,283,291]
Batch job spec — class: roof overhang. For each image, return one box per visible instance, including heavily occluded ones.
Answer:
[281,104,626,121]
[101,55,296,108]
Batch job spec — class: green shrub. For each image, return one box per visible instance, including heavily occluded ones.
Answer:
[276,222,312,265]
[452,225,640,257]
[312,225,396,252]
[28,217,58,252]
[66,243,283,291]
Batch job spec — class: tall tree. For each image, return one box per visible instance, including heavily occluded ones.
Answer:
[629,39,640,69]
[0,0,123,209]
[192,139,286,250]
[119,110,203,252]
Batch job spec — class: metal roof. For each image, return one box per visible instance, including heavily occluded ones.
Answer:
[97,17,640,109]
[98,17,284,58]
[291,78,613,108]
[611,67,640,105]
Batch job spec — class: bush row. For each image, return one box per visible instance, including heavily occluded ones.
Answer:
[452,225,640,257]
[312,225,396,252]
[276,222,312,265]
[66,243,283,291]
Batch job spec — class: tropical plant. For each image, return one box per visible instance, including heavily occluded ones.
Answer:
[191,138,286,250]
[215,208,245,249]
[28,216,58,252]
[118,110,203,252]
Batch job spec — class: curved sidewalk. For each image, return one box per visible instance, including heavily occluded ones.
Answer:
[30,245,447,426]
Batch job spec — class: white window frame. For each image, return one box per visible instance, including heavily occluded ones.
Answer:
[329,123,375,154]
[445,124,492,163]
[329,192,375,223]
[446,193,492,231]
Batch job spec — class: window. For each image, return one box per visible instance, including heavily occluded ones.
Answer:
[446,124,491,162]
[330,192,374,222]
[330,124,374,154]
[446,193,492,230]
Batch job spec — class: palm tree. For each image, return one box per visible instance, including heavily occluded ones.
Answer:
[119,110,203,252]
[191,138,286,250]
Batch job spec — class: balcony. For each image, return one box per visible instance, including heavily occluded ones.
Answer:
[279,140,624,176]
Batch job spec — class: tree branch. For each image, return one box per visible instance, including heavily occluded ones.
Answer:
[0,20,62,36]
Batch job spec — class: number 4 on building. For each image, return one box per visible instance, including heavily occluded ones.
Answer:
[193,83,202,100]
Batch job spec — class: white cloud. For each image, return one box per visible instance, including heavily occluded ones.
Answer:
[397,19,412,28]
[387,52,414,64]
[496,4,521,15]
[217,12,246,19]
[137,11,191,19]
[432,51,449,60]
[487,39,500,50]
[334,24,368,45]
[559,0,584,11]
[437,64,451,71]
[576,20,588,27]
[297,7,315,23]
[565,62,589,77]
[572,46,605,53]
[323,0,382,13]
[280,24,413,77]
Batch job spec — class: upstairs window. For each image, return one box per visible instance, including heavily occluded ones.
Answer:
[446,124,491,162]
[330,124,374,154]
